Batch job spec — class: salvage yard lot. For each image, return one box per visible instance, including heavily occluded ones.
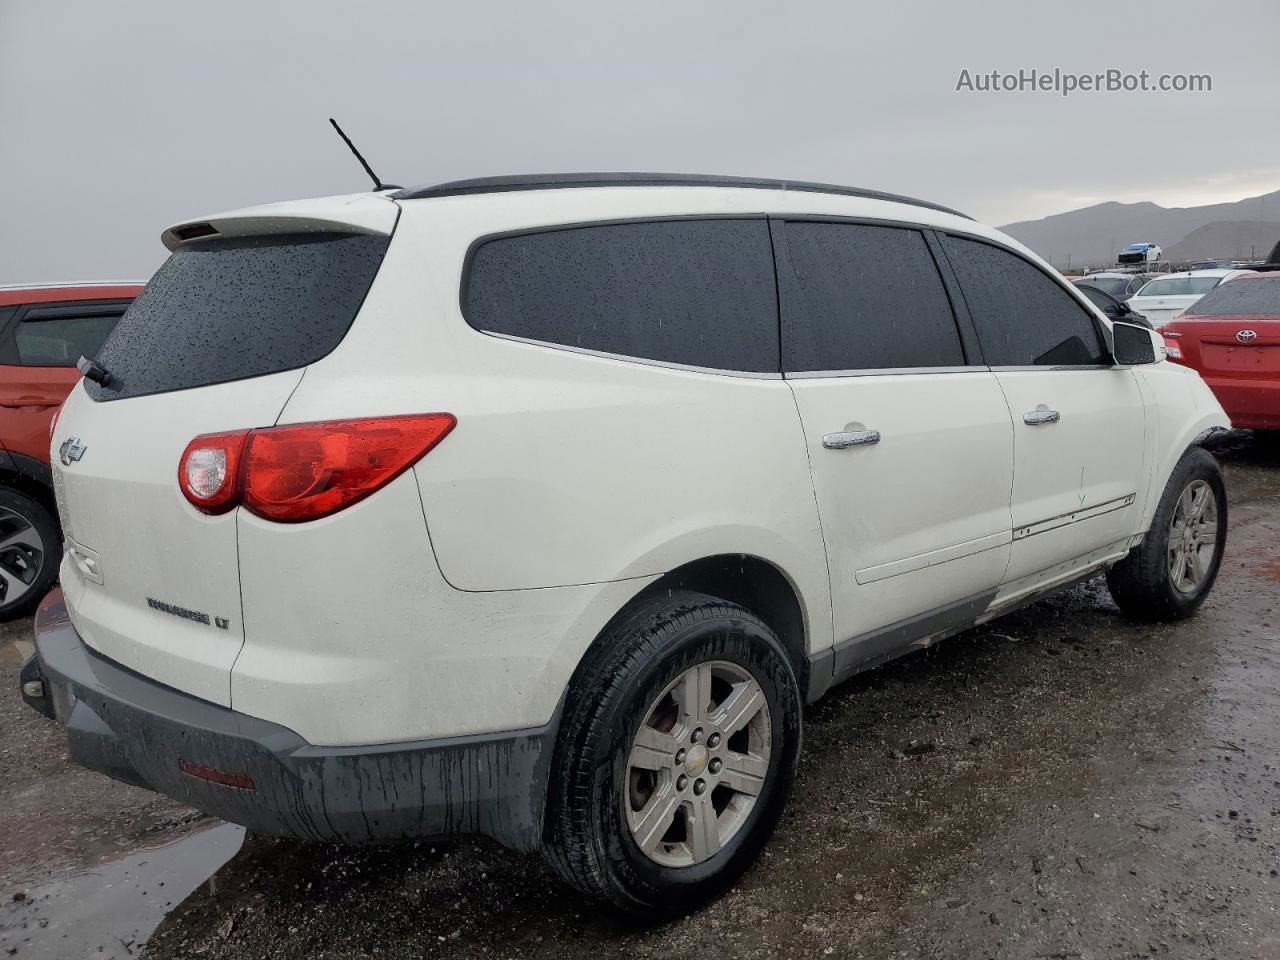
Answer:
[2,435,1277,960]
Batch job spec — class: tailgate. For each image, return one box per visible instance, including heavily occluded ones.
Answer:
[53,374,302,706]
[48,211,395,707]
[1200,340,1280,375]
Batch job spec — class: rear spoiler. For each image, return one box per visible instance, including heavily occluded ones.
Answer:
[161,193,398,251]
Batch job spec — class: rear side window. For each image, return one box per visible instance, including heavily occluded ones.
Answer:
[0,302,126,366]
[464,219,779,372]
[778,222,964,371]
[940,235,1106,366]
[86,233,389,401]
[1186,276,1280,316]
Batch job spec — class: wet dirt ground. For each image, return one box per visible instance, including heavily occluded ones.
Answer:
[1,434,1277,959]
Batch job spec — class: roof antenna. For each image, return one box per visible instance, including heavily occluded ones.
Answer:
[328,118,400,191]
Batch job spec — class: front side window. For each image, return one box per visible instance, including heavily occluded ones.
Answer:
[778,222,964,372]
[1,305,125,366]
[940,234,1107,367]
[464,218,779,372]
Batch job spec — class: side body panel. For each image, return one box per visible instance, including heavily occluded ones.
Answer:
[993,367,1147,583]
[272,189,836,665]
[1134,362,1232,533]
[237,191,828,742]
[788,372,1013,647]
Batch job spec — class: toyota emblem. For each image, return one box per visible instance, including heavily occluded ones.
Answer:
[1236,329,1258,343]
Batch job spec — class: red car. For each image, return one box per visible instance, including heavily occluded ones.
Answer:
[0,282,141,618]
[1161,271,1280,434]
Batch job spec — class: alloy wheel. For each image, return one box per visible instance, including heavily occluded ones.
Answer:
[1167,478,1217,595]
[0,505,44,607]
[624,661,771,868]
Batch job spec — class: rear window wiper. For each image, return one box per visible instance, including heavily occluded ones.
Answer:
[77,355,111,386]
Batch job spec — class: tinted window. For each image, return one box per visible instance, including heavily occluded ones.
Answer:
[1075,284,1120,314]
[1185,276,1280,316]
[1,305,124,366]
[86,233,389,401]
[940,235,1106,366]
[1135,276,1221,297]
[1076,277,1130,298]
[778,222,963,371]
[464,219,778,372]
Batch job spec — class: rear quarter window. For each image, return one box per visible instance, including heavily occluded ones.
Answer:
[86,232,389,401]
[463,218,779,372]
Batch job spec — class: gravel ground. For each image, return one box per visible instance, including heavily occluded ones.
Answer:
[1,435,1277,960]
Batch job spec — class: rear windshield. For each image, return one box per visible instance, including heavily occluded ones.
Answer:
[1078,277,1130,297]
[1185,276,1280,317]
[85,232,389,401]
[1135,276,1221,298]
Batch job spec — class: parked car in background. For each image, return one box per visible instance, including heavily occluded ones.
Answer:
[1074,272,1151,301]
[23,174,1229,916]
[1075,283,1152,327]
[0,282,141,618]
[1162,272,1280,434]
[1128,269,1254,328]
[1118,242,1162,265]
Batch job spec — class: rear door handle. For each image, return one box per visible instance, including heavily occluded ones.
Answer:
[1023,409,1060,425]
[822,429,881,449]
[0,397,59,409]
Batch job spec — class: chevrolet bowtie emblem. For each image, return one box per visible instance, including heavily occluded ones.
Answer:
[59,437,87,466]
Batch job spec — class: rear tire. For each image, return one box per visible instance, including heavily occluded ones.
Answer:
[543,590,801,917]
[1106,446,1226,621]
[0,487,61,621]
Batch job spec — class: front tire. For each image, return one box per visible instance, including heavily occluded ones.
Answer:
[1106,446,1227,621]
[543,591,801,916]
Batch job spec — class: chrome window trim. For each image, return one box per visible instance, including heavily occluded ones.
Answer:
[989,364,1116,373]
[477,330,784,380]
[785,365,983,379]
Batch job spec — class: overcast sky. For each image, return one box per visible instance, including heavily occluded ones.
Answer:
[2,0,1278,283]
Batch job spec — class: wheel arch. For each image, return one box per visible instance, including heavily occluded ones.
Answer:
[564,554,813,723]
[0,452,57,521]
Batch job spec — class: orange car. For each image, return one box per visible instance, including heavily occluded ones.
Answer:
[0,282,141,618]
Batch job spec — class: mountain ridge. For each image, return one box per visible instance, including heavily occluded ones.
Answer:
[999,189,1280,269]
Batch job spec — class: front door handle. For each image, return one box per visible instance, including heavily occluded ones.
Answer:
[1023,408,1060,425]
[0,397,59,409]
[823,429,881,449]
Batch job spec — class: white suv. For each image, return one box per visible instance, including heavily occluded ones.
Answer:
[24,173,1230,915]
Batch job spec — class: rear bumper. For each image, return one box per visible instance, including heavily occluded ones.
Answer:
[22,590,555,851]
[1202,377,1280,431]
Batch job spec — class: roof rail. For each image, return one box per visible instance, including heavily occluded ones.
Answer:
[391,172,972,220]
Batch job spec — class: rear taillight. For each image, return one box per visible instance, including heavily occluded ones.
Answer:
[178,414,455,522]
[179,431,246,514]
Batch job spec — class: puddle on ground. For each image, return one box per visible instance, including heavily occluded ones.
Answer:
[0,821,244,959]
